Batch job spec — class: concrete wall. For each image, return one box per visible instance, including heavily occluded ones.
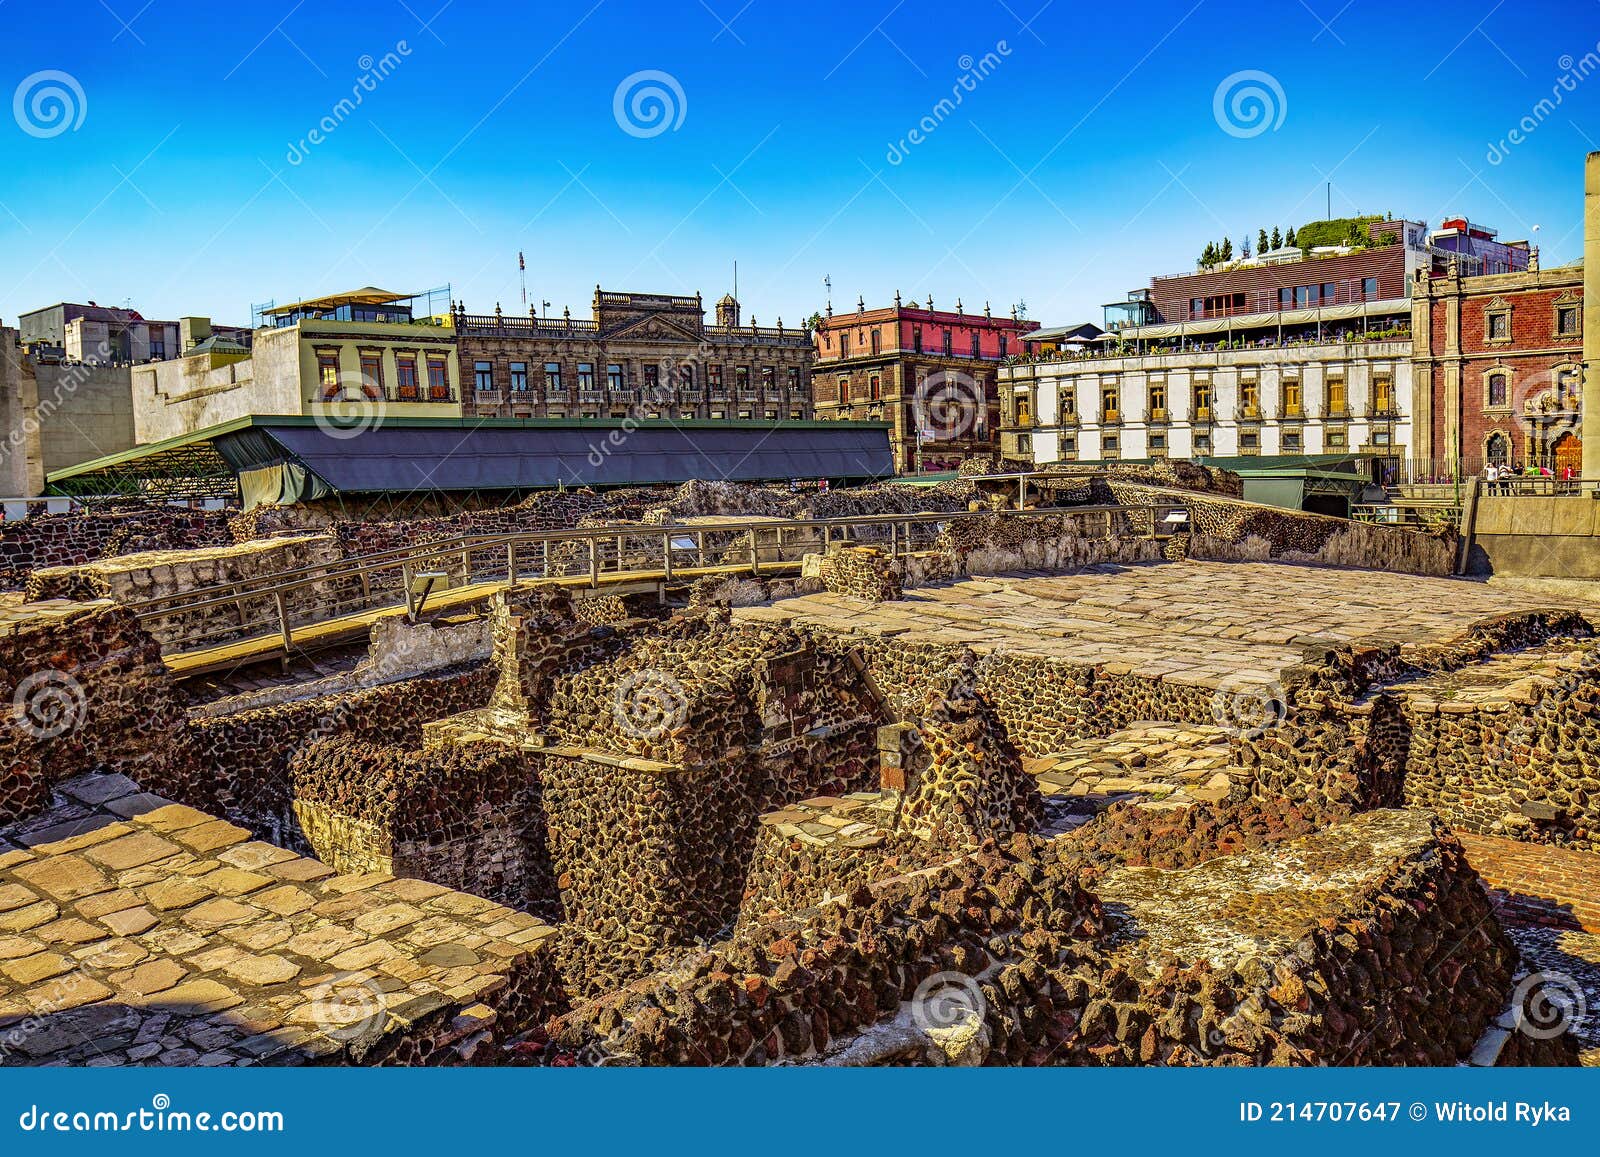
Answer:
[1,329,44,496]
[132,328,297,443]
[31,361,136,471]
[1470,494,1600,578]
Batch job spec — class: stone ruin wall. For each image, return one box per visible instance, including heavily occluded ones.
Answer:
[0,600,184,824]
[1104,481,1457,577]
[25,533,358,650]
[147,664,498,843]
[1234,611,1600,851]
[0,506,234,591]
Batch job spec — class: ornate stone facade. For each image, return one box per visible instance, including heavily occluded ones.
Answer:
[454,289,813,421]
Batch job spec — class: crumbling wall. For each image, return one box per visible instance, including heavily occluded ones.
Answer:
[816,546,901,602]
[287,735,556,916]
[1105,481,1456,577]
[26,534,353,650]
[148,664,497,840]
[0,506,233,591]
[0,599,183,823]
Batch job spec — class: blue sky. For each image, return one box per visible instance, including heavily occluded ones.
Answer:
[4,0,1597,331]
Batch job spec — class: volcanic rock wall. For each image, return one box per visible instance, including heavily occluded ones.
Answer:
[816,546,902,602]
[0,507,233,591]
[287,735,556,916]
[26,534,351,649]
[0,599,183,823]
[148,664,497,841]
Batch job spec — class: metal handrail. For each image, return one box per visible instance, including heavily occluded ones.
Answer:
[127,503,1187,643]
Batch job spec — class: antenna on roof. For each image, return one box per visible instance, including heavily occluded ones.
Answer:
[823,273,832,311]
[519,251,527,307]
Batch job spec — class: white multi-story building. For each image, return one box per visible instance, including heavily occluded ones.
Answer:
[999,338,1412,465]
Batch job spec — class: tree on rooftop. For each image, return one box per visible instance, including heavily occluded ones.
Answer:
[1220,236,1234,262]
[1285,226,1298,247]
[1258,228,1269,255]
[1201,241,1217,267]
[1270,226,1282,249]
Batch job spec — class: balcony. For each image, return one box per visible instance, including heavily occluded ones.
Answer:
[1193,406,1215,424]
[1321,405,1351,420]
[1100,409,1123,426]
[1278,403,1305,420]
[1365,403,1399,419]
[1056,411,1080,428]
[1235,404,1262,421]
[1144,407,1170,424]
[474,387,505,404]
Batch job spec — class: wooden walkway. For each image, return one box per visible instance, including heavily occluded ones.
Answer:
[162,561,802,678]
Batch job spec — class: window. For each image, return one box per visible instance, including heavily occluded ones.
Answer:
[1327,428,1347,448]
[1191,298,1204,319]
[1061,386,1076,417]
[1240,380,1259,417]
[789,408,802,419]
[510,362,528,392]
[1101,432,1119,452]
[711,409,726,419]
[1327,379,1347,415]
[1194,433,1212,453]
[998,336,1008,358]
[709,365,724,392]
[1486,432,1510,464]
[970,332,981,358]
[787,367,800,392]
[608,363,624,392]
[1362,277,1377,301]
[474,360,494,391]
[737,365,751,391]
[840,332,850,357]
[1294,286,1311,308]
[1278,288,1293,310]
[1015,395,1032,426]
[942,330,953,356]
[1149,382,1167,417]
[1486,308,1510,341]
[738,409,752,419]
[1372,429,1392,446]
[1322,283,1337,306]
[1101,385,1120,420]
[358,352,383,398]
[1557,304,1580,336]
[1372,376,1394,414]
[1282,430,1302,452]
[761,366,775,392]
[764,409,778,420]
[837,376,850,400]
[1558,366,1581,404]
[427,356,450,399]
[1148,433,1166,451]
[396,355,419,400]
[913,327,924,354]
[544,362,563,392]
[317,351,341,399]
[578,362,595,391]
[870,329,881,355]
[1193,381,1213,419]
[869,374,881,400]
[1061,435,1078,454]
[643,364,660,393]
[1240,431,1260,454]
[1282,380,1303,417]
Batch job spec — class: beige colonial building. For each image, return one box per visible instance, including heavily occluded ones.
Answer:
[454,289,813,421]
[132,290,461,443]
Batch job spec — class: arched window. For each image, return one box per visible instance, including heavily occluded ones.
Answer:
[1485,432,1510,465]
[1486,372,1507,408]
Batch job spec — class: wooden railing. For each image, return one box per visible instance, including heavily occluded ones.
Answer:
[126,504,1188,658]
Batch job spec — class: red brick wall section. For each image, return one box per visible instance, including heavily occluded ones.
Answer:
[1458,832,1600,935]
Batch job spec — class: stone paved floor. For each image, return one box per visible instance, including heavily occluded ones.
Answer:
[0,773,555,1067]
[1459,833,1600,1065]
[736,560,1600,690]
[1030,722,1237,836]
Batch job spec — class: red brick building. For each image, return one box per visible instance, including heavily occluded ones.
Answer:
[1412,261,1583,476]
[812,295,1038,473]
